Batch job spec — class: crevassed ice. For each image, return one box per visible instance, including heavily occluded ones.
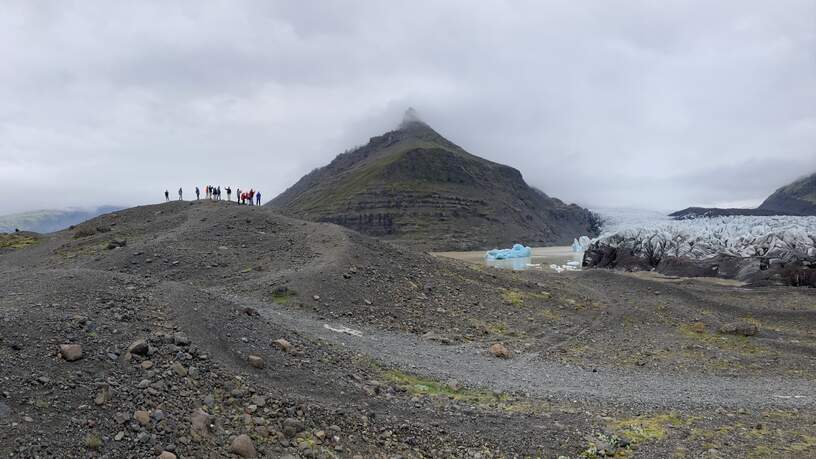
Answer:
[590,212,816,261]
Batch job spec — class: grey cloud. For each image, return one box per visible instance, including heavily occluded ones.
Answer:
[0,0,814,215]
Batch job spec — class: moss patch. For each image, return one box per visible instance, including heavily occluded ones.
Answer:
[0,234,39,250]
[381,369,506,406]
[611,412,688,445]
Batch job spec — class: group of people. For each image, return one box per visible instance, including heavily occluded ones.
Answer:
[164,186,262,205]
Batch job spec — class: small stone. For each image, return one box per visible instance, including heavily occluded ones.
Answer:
[141,360,154,370]
[313,295,320,301]
[59,344,83,361]
[173,333,190,346]
[134,410,150,426]
[248,355,265,368]
[250,395,266,407]
[272,339,291,353]
[489,343,511,359]
[158,452,177,459]
[688,322,706,334]
[94,387,112,406]
[283,418,305,438]
[128,339,149,356]
[230,434,257,458]
[114,431,125,441]
[172,362,188,377]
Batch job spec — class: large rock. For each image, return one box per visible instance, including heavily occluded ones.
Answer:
[248,355,265,368]
[128,339,149,356]
[489,343,511,359]
[59,344,83,361]
[272,338,292,353]
[719,321,760,337]
[282,418,305,438]
[229,434,257,458]
[190,408,213,437]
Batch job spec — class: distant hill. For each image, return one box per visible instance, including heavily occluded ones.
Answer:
[269,110,599,250]
[758,172,816,215]
[0,206,121,233]
[669,207,781,219]
[671,172,816,219]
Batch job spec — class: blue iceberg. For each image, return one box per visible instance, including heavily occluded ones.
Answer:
[485,243,532,260]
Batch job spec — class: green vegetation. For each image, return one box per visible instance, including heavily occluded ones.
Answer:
[612,413,688,444]
[85,433,102,449]
[381,369,507,405]
[271,288,296,304]
[0,234,39,249]
[679,323,765,355]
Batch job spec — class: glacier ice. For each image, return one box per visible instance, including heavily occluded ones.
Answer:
[485,243,532,260]
[588,215,816,263]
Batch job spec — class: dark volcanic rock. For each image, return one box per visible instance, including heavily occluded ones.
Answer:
[268,110,599,251]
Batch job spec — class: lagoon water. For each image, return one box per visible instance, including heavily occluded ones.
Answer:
[433,246,582,272]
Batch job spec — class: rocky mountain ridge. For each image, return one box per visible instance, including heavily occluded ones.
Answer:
[269,113,599,250]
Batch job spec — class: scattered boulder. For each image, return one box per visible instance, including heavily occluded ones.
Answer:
[128,339,149,356]
[94,387,112,406]
[159,452,177,459]
[272,338,292,353]
[282,418,305,438]
[106,239,127,250]
[248,355,265,368]
[172,361,188,377]
[58,344,83,362]
[190,408,213,437]
[719,321,760,337]
[229,434,257,458]
[173,332,190,346]
[489,343,511,359]
[688,322,706,334]
[242,307,259,316]
[133,410,151,426]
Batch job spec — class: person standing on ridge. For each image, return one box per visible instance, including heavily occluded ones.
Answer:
[256,191,261,206]
[178,187,183,200]
[226,186,232,201]
[195,186,200,200]
[236,188,241,204]
[164,190,169,202]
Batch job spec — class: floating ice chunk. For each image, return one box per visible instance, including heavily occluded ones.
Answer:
[485,243,532,260]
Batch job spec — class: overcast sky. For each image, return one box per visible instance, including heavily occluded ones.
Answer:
[1,0,814,215]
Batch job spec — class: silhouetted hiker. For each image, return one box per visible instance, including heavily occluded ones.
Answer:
[178,187,183,200]
[256,191,261,206]
[226,187,232,201]
[195,186,200,200]
[217,186,222,201]
[164,190,169,202]
[236,188,242,204]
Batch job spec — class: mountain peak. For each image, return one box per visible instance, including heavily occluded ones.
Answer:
[399,107,428,130]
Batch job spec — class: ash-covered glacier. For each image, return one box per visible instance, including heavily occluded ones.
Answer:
[583,215,816,286]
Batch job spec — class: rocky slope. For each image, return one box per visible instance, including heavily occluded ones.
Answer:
[269,112,599,251]
[3,201,816,457]
[759,171,816,215]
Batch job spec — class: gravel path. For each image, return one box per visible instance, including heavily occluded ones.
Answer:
[227,294,816,410]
